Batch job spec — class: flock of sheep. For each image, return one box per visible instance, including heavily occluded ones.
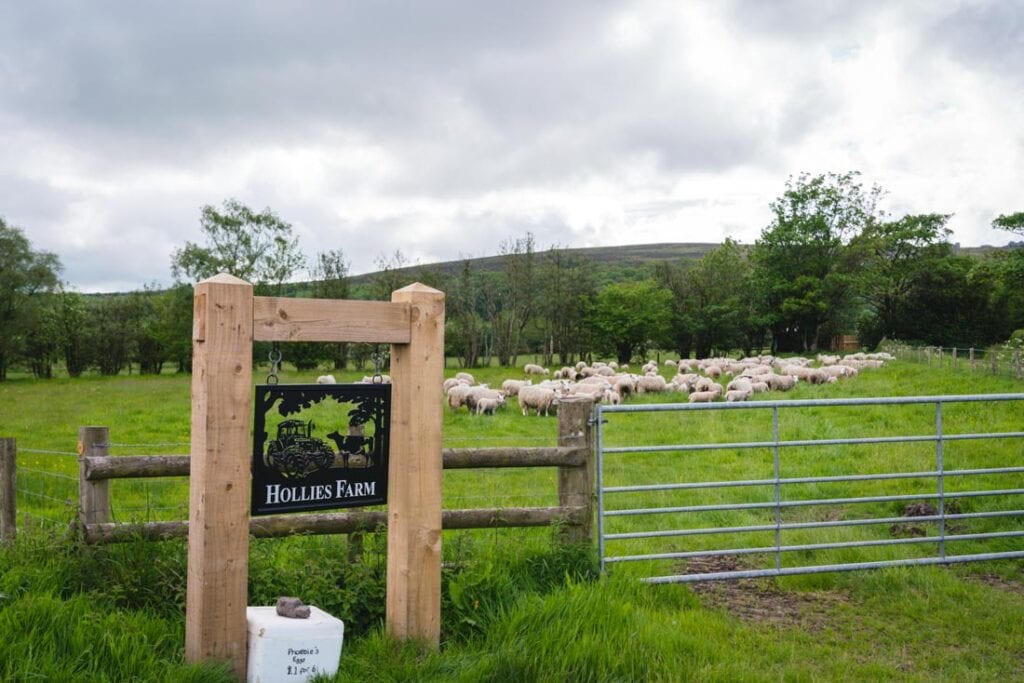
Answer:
[443,352,895,417]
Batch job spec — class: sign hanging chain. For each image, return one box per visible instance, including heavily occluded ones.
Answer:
[370,344,387,384]
[267,343,282,385]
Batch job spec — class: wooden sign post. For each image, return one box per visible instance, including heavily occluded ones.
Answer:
[186,275,444,679]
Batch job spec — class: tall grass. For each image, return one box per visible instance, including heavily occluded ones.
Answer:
[1,359,1023,680]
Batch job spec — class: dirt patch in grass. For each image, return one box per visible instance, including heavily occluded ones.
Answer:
[968,573,1024,595]
[683,555,849,631]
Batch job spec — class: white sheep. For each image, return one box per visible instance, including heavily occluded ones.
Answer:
[447,384,473,411]
[725,389,752,402]
[688,390,718,403]
[765,374,798,391]
[361,374,392,384]
[455,371,475,385]
[501,378,532,396]
[443,377,468,394]
[636,374,668,394]
[554,367,578,381]
[705,365,723,379]
[316,374,337,384]
[602,388,621,405]
[751,381,769,393]
[475,395,505,415]
[726,378,753,393]
[517,385,558,416]
[524,363,549,376]
[465,385,503,411]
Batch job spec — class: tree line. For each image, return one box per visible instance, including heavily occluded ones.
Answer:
[2,172,1022,380]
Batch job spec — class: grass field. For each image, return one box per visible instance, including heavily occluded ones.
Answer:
[1,358,1023,681]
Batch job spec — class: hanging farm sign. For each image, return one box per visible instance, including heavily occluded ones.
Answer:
[251,383,390,516]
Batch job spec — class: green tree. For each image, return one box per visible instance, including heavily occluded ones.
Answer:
[20,293,60,378]
[854,213,953,347]
[308,249,352,370]
[537,247,595,366]
[0,218,61,380]
[753,171,882,352]
[54,286,91,377]
[491,233,537,366]
[588,280,673,364]
[992,211,1024,236]
[171,199,304,294]
[448,259,485,367]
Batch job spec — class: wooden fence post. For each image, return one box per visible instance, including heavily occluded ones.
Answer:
[969,347,975,371]
[952,347,958,369]
[1,437,15,542]
[78,427,111,526]
[557,397,596,545]
[991,350,998,375]
[1016,349,1022,380]
[387,283,445,648]
[185,274,254,679]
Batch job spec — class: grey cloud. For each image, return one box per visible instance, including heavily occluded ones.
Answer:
[927,3,1024,82]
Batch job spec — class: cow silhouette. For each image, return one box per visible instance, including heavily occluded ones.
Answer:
[326,424,373,468]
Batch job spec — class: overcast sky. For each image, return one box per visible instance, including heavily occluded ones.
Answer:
[2,1,1022,292]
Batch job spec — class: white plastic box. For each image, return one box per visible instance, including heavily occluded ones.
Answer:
[246,606,345,683]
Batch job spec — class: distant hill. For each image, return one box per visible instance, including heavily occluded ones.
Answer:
[348,242,721,286]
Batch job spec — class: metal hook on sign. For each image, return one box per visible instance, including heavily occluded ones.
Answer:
[267,344,282,385]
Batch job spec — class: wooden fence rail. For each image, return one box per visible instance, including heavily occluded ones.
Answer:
[76,396,596,547]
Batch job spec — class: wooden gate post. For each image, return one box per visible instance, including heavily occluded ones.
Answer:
[557,397,596,545]
[387,283,445,647]
[78,427,111,526]
[185,274,254,678]
[1,437,15,542]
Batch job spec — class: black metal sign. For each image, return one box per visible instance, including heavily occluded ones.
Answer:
[251,383,390,516]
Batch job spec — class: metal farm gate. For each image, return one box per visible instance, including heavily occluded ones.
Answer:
[596,394,1024,583]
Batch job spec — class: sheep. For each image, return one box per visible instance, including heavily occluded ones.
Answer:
[819,365,853,379]
[455,371,475,385]
[726,378,753,394]
[602,388,621,405]
[636,374,668,394]
[517,385,558,416]
[465,385,504,411]
[447,384,473,411]
[641,361,658,374]
[596,365,616,377]
[569,382,607,399]
[750,381,769,393]
[524,363,549,376]
[725,389,752,402]
[554,367,578,381]
[704,365,722,379]
[575,361,588,371]
[613,375,637,399]
[316,374,337,384]
[688,390,718,403]
[475,395,505,415]
[764,374,797,391]
[501,378,532,396]
[361,374,392,384]
[664,359,677,367]
[694,376,715,393]
[608,361,619,370]
[443,377,468,393]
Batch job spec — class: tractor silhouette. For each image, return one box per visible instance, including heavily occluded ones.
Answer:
[264,419,335,479]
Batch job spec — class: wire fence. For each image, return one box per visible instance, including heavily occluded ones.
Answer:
[883,341,1024,380]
